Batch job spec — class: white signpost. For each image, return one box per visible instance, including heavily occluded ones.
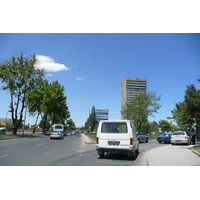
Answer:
[96,109,109,121]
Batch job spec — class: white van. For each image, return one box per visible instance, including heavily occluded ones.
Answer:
[96,120,139,159]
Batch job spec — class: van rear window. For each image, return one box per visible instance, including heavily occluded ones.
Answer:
[101,122,127,133]
[55,126,62,129]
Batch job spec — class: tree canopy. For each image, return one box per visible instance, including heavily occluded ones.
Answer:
[121,91,161,132]
[85,105,98,132]
[0,53,72,134]
[172,82,200,130]
[0,54,44,134]
[27,79,70,133]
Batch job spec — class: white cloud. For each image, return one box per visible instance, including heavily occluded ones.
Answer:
[45,73,53,77]
[35,55,71,72]
[76,77,83,80]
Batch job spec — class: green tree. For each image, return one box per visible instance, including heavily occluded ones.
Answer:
[172,83,200,130]
[39,115,51,132]
[149,121,159,133]
[184,84,200,125]
[28,79,70,133]
[158,120,171,132]
[85,105,98,132]
[121,91,161,132]
[27,79,45,133]
[0,54,44,134]
[4,121,13,130]
[172,101,195,130]
[67,118,76,131]
[142,120,150,134]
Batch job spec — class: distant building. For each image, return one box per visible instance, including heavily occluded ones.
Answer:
[121,78,147,119]
[0,118,12,122]
[167,116,177,126]
[0,118,12,127]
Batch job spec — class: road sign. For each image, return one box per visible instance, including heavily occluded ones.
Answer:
[96,115,109,119]
[96,109,109,113]
[96,109,109,121]
[96,112,108,115]
[96,118,108,121]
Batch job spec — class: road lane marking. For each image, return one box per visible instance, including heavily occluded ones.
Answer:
[0,155,8,159]
[0,141,19,147]
[37,143,46,147]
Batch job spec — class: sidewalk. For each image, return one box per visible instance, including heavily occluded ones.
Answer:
[83,134,200,166]
[139,144,200,166]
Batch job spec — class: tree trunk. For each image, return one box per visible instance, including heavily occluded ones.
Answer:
[32,113,40,134]
[196,125,200,142]
[32,127,36,134]
[12,127,18,135]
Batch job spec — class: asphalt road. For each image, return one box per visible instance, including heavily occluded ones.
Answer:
[0,134,163,166]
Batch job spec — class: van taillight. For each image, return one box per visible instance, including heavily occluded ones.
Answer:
[130,138,133,145]
[96,137,99,144]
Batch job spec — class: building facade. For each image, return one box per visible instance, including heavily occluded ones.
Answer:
[121,78,147,119]
[166,116,177,126]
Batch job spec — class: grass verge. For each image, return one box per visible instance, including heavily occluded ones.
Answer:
[192,144,200,154]
[0,133,45,138]
[85,132,96,141]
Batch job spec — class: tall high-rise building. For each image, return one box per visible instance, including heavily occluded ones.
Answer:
[121,78,147,118]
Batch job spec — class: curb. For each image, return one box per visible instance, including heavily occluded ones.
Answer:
[191,148,200,157]
[0,137,19,140]
[82,134,95,144]
[136,152,149,166]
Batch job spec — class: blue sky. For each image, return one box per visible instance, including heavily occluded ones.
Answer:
[0,33,200,127]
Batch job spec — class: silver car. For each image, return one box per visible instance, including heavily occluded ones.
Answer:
[137,132,148,143]
[50,131,64,140]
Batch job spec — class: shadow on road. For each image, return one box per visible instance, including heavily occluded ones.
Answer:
[98,152,139,161]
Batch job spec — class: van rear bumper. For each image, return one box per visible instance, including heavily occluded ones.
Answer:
[96,146,134,154]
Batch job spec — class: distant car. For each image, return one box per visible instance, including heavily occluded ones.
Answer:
[50,131,64,140]
[63,131,67,137]
[0,128,6,135]
[157,133,172,144]
[71,131,76,135]
[76,131,81,137]
[171,131,191,145]
[137,132,148,143]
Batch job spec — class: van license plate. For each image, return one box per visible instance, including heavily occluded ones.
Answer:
[108,141,120,146]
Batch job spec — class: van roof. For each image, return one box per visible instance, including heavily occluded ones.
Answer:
[99,120,131,123]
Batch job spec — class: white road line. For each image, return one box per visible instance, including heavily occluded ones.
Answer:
[0,142,17,147]
[37,143,46,147]
[0,155,8,159]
